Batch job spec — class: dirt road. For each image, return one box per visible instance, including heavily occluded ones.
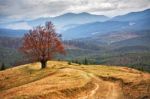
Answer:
[61,68,125,99]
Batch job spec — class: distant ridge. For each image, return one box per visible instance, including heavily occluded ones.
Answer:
[111,9,150,21]
[62,8,150,39]
[0,28,27,37]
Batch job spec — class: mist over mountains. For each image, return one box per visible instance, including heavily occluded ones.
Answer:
[62,9,150,40]
[0,9,150,40]
[0,12,109,33]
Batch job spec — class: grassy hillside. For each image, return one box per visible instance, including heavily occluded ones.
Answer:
[0,61,150,99]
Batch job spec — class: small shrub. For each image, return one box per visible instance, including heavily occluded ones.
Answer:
[78,62,81,65]
[1,63,5,70]
[68,61,71,65]
[84,58,88,65]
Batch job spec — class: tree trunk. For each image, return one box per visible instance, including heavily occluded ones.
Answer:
[41,60,47,69]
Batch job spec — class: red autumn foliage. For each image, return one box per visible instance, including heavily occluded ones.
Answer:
[20,22,65,68]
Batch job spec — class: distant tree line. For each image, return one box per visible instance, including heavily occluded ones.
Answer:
[68,57,89,65]
[0,37,21,49]
[64,40,101,50]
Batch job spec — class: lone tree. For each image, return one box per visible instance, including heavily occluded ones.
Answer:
[20,22,65,69]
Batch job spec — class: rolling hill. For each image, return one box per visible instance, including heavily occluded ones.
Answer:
[62,21,129,40]
[0,28,27,37]
[0,61,150,99]
[62,18,150,40]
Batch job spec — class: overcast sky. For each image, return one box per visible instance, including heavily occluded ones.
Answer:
[0,0,150,24]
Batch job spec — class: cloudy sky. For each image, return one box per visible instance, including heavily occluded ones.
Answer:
[0,0,150,24]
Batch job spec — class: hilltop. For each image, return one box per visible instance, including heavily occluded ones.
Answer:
[0,61,150,99]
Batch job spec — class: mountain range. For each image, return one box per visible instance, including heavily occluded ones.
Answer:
[0,9,150,41]
[0,12,109,33]
[62,9,150,39]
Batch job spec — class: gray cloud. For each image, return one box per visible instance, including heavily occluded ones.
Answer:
[0,0,150,23]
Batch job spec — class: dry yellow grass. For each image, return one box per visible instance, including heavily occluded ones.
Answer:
[0,61,150,99]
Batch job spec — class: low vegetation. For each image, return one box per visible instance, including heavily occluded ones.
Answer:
[0,61,149,99]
